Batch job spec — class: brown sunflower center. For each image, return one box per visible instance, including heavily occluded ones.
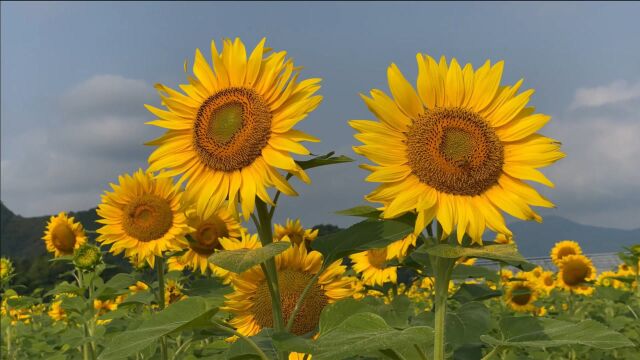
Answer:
[193,87,272,171]
[544,276,554,287]
[556,247,577,261]
[51,223,77,253]
[189,217,229,256]
[253,269,328,335]
[562,261,591,286]
[122,194,174,242]
[406,107,504,195]
[367,248,388,269]
[511,285,532,305]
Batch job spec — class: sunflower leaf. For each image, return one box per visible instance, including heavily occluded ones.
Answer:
[481,317,635,350]
[209,242,290,273]
[98,297,218,360]
[334,205,381,218]
[419,243,535,270]
[295,151,353,170]
[312,217,414,265]
[275,312,433,360]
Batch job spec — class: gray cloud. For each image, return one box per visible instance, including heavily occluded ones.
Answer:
[570,80,640,109]
[1,75,161,216]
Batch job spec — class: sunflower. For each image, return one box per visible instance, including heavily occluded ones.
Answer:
[557,254,596,295]
[274,218,319,248]
[523,266,544,282]
[456,257,476,266]
[94,298,118,325]
[165,279,187,305]
[538,271,556,294]
[128,281,150,293]
[494,233,514,244]
[351,55,563,243]
[504,280,539,313]
[350,247,398,287]
[550,240,582,267]
[596,270,620,288]
[617,263,634,276]
[0,257,14,282]
[42,212,87,257]
[146,38,322,220]
[167,205,242,276]
[224,244,353,336]
[96,169,192,268]
[48,293,76,322]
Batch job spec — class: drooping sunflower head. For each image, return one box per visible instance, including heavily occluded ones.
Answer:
[0,257,14,282]
[146,38,323,220]
[42,212,87,257]
[550,240,582,267]
[274,218,319,248]
[168,205,243,276]
[504,280,539,313]
[96,169,192,268]
[351,55,563,244]
[224,244,353,336]
[557,254,596,295]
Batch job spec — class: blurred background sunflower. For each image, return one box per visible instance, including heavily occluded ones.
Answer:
[42,212,87,257]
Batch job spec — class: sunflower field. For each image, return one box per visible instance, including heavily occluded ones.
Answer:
[1,38,639,360]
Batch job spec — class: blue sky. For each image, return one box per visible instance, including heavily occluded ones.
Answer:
[2,2,640,230]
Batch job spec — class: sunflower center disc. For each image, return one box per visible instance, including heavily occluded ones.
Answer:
[190,217,229,255]
[367,248,388,268]
[511,285,532,306]
[253,269,328,335]
[544,276,554,286]
[406,107,504,195]
[562,261,590,286]
[556,247,577,261]
[51,223,77,253]
[122,194,174,242]
[194,87,272,171]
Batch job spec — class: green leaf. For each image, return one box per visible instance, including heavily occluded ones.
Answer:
[318,298,375,336]
[446,302,491,345]
[185,277,232,308]
[119,291,155,306]
[94,273,136,300]
[209,242,290,274]
[452,283,502,304]
[312,218,414,265]
[295,152,353,170]
[97,297,218,360]
[277,312,433,360]
[451,265,500,283]
[481,317,635,350]
[44,282,82,298]
[227,329,278,360]
[421,244,535,270]
[334,205,381,219]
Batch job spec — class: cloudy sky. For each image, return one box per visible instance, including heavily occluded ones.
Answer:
[2,2,639,230]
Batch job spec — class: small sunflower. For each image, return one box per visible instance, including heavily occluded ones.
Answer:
[96,169,192,268]
[48,293,76,322]
[42,212,87,257]
[596,271,620,288]
[274,218,319,248]
[146,38,322,220]
[128,281,150,293]
[550,240,582,267]
[165,279,187,305]
[523,266,544,282]
[0,257,14,283]
[167,205,242,276]
[456,257,477,266]
[538,271,556,294]
[557,254,596,295]
[499,269,514,284]
[617,263,634,276]
[350,247,398,287]
[504,280,539,313]
[94,298,118,325]
[351,55,563,243]
[224,244,353,336]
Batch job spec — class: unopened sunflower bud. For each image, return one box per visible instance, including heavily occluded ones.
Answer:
[73,244,102,270]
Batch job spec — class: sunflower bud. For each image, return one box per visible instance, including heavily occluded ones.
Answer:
[73,244,102,270]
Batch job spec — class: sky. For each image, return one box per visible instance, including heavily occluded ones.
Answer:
[1,2,639,230]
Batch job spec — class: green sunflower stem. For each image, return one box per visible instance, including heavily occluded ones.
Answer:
[156,256,169,360]
[255,198,286,360]
[432,253,455,360]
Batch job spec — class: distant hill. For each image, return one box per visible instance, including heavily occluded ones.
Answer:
[509,215,639,257]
